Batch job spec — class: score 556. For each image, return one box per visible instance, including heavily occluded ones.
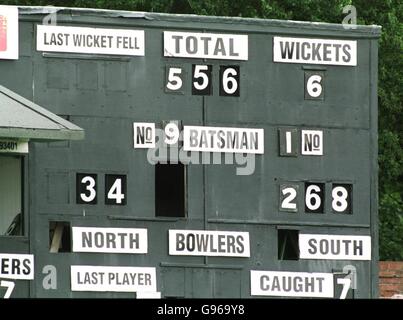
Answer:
[165,65,240,96]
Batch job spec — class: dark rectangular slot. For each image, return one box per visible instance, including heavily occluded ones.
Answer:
[155,163,186,217]
[0,156,23,236]
[49,221,71,253]
[278,229,299,260]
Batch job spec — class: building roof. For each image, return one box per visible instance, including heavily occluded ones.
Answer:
[0,85,84,141]
[17,5,381,38]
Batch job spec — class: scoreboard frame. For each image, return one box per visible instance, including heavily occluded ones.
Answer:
[0,6,381,298]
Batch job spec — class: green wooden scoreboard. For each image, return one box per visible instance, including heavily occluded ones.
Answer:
[0,5,381,298]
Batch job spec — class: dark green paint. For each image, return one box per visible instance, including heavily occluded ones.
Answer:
[0,7,379,298]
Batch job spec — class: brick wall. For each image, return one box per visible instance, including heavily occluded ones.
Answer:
[379,261,403,298]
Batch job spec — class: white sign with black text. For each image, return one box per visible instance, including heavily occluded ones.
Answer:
[0,6,18,60]
[164,31,248,60]
[37,25,145,56]
[273,37,357,66]
[72,227,148,254]
[0,139,28,153]
[301,130,323,155]
[71,265,156,292]
[169,229,250,257]
[136,291,161,299]
[250,270,334,298]
[183,125,264,154]
[299,234,371,260]
[133,122,155,148]
[0,253,34,280]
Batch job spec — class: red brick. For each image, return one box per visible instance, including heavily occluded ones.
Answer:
[381,291,398,298]
[380,284,399,292]
[380,271,396,277]
[379,261,403,297]
[380,277,400,284]
[388,262,403,271]
[379,262,389,271]
[382,289,399,295]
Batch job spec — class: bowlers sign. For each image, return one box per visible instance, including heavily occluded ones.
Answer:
[169,229,250,257]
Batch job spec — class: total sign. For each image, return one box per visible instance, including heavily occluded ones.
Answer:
[164,31,248,60]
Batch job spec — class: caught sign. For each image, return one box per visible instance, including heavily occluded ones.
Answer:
[251,270,334,298]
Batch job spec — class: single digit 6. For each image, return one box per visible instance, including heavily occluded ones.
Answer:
[306,74,323,98]
[305,184,322,211]
[222,67,238,94]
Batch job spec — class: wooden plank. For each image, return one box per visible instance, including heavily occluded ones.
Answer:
[49,223,64,253]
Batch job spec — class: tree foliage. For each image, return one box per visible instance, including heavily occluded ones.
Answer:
[1,0,402,259]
